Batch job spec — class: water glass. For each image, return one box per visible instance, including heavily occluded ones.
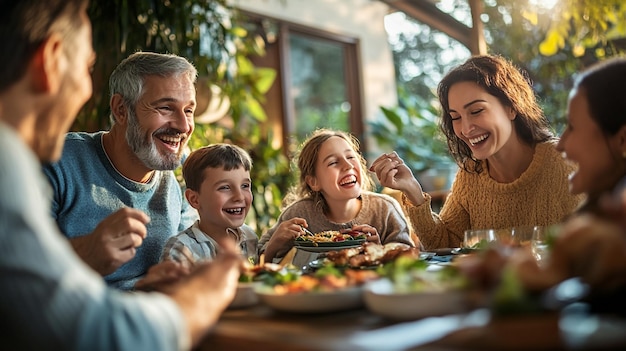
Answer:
[510,226,536,247]
[531,225,555,265]
[463,229,496,249]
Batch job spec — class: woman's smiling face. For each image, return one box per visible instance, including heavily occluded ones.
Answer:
[557,88,625,197]
[447,81,516,160]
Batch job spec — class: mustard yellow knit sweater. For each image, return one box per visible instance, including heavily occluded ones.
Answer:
[404,141,584,250]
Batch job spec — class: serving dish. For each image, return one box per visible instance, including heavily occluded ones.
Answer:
[295,243,364,253]
[229,282,260,309]
[363,278,469,320]
[255,286,363,313]
[293,238,366,248]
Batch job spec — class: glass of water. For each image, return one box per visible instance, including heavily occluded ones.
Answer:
[531,225,557,265]
[463,229,497,250]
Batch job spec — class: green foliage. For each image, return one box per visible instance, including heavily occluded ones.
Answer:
[83,0,293,235]
[538,0,626,58]
[386,11,470,106]
[83,0,241,130]
[491,266,543,316]
[369,89,453,174]
[388,0,626,137]
[296,105,349,141]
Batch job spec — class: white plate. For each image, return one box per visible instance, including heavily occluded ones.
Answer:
[363,278,469,320]
[255,286,363,313]
[229,282,260,309]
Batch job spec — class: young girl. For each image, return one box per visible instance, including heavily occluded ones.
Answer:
[258,129,415,267]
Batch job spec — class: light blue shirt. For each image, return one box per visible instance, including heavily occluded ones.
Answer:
[161,220,259,265]
[43,132,198,289]
[0,122,188,350]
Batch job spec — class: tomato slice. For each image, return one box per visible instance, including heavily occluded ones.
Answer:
[347,230,364,237]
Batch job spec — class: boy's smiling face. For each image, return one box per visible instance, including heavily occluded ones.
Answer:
[185,166,252,236]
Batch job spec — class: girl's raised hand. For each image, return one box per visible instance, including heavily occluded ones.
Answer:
[346,224,381,244]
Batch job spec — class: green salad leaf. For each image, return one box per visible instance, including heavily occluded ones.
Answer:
[376,256,468,293]
[491,266,543,315]
[245,265,302,286]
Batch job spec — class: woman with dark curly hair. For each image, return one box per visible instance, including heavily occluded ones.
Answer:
[370,55,583,249]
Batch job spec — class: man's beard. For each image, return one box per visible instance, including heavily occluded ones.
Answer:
[125,109,185,170]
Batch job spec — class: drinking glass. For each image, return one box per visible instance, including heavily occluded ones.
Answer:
[510,226,535,248]
[531,225,556,265]
[463,229,496,249]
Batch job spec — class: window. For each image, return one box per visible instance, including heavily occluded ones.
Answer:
[288,33,350,140]
[245,14,364,150]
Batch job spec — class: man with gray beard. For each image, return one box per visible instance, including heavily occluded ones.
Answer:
[44,52,199,290]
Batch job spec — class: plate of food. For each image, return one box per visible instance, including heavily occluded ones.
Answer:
[294,230,367,248]
[363,256,473,320]
[322,242,421,268]
[254,263,378,313]
[232,262,286,309]
[295,242,365,253]
[256,285,364,313]
[229,282,260,309]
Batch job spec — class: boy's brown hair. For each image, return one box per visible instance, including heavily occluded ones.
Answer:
[183,143,252,191]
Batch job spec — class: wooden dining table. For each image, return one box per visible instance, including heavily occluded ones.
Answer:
[196,299,626,351]
[195,247,626,351]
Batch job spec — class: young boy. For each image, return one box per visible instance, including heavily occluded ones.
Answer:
[161,144,259,266]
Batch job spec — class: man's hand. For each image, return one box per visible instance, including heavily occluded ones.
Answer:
[134,260,191,293]
[70,207,150,275]
[166,238,243,347]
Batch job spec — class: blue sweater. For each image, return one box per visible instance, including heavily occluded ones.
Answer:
[43,132,198,290]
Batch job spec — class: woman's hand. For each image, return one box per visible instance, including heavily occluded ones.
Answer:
[369,152,425,206]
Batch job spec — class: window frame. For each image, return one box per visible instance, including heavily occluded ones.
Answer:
[243,12,365,151]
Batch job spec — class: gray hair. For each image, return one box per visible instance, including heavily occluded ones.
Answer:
[108,52,197,124]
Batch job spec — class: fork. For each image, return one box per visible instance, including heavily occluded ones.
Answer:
[299,225,315,236]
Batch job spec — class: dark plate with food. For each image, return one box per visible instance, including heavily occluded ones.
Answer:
[294,230,367,252]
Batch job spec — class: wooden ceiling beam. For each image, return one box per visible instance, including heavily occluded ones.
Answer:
[380,0,486,55]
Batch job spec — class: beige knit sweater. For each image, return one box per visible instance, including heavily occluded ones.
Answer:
[259,191,414,267]
[404,141,584,250]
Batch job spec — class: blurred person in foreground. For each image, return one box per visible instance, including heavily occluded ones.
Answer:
[529,57,626,293]
[370,55,583,250]
[43,51,199,290]
[461,57,626,310]
[0,1,241,349]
